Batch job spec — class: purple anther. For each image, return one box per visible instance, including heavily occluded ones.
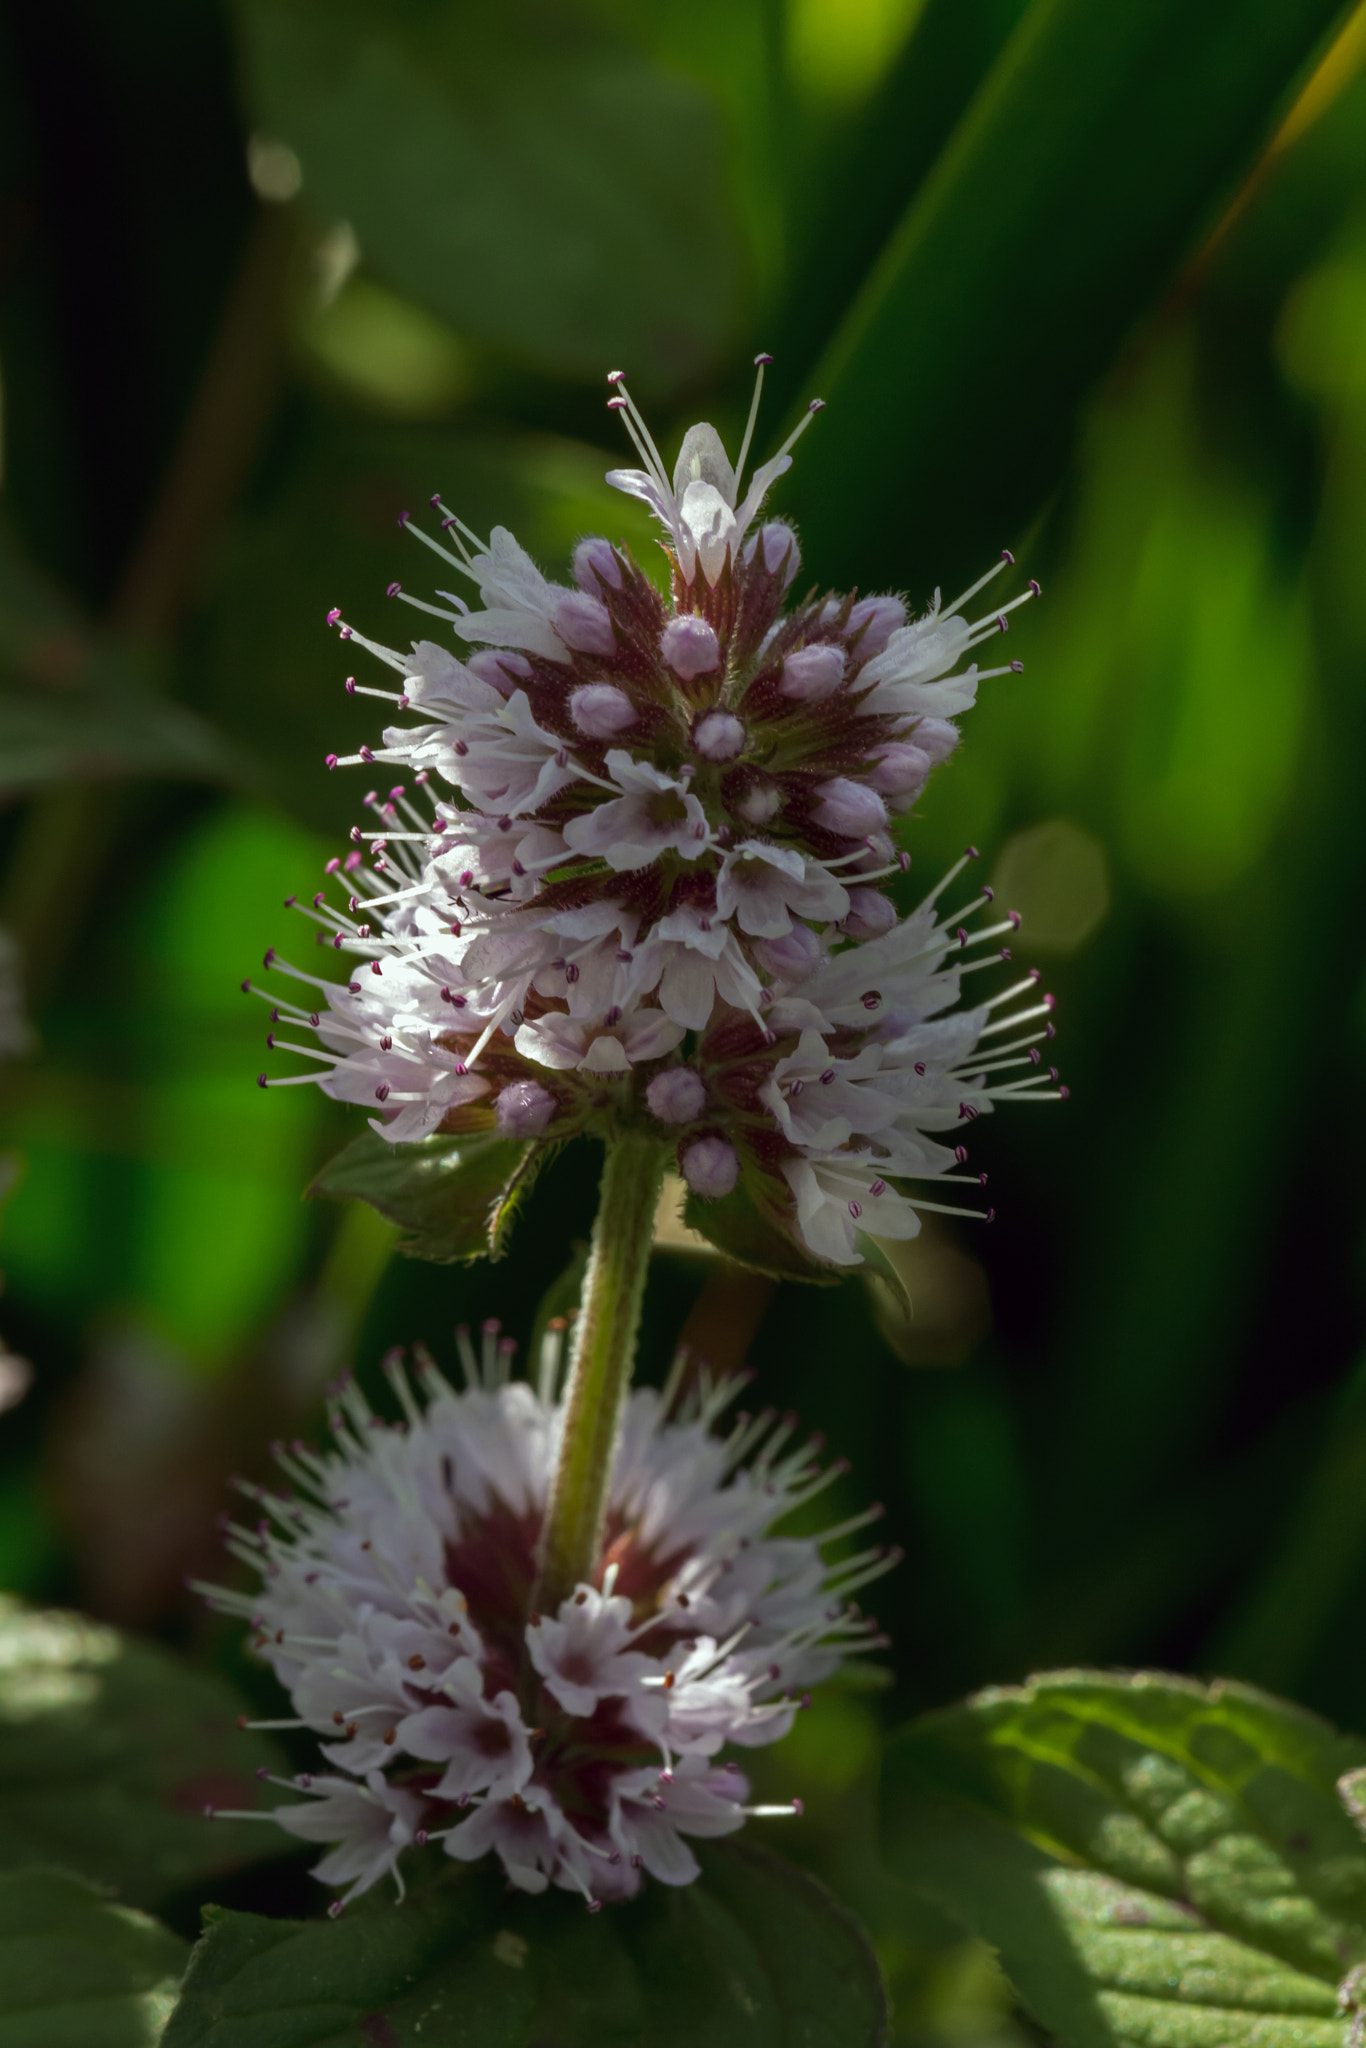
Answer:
[607,369,625,384]
[986,1208,997,1223]
[959,1102,979,1121]
[415,1828,428,1847]
[1060,1084,1071,1100]
[266,1032,275,1049]
[240,980,251,994]
[957,927,968,946]
[754,350,773,366]
[429,492,441,508]
[869,1179,886,1198]
[345,677,356,694]
[1001,548,1015,564]
[997,614,1009,632]
[914,1061,925,1076]
[386,582,401,597]
[808,397,825,413]
[1000,947,1012,960]
[1030,1047,1041,1065]
[348,981,361,993]
[397,510,410,527]
[606,396,626,411]
[345,850,362,872]
[793,1796,805,1815]
[312,892,325,909]
[256,1073,268,1087]
[955,1144,968,1164]
[374,1084,390,1102]
[370,961,383,976]
[1029,579,1041,596]
[324,858,340,876]
[965,844,980,859]
[326,607,341,626]
[359,744,375,763]
[848,1200,862,1219]
[819,1068,836,1085]
[340,625,353,641]
[1010,658,1025,673]
[263,947,276,967]
[325,753,339,769]
[1046,1021,1056,1039]
[861,990,882,1010]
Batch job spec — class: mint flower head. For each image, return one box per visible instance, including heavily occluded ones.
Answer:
[247,358,1061,1269]
[199,1332,892,1911]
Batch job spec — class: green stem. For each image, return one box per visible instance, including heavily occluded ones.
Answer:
[534,1131,667,1614]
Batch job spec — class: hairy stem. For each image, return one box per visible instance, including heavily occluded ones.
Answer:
[534,1131,667,1614]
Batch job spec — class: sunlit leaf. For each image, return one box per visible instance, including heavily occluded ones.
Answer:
[0,1596,289,1909]
[0,1867,186,2047]
[310,1127,534,1264]
[163,1840,887,2047]
[885,1669,1366,2048]
[237,0,744,390]
[794,0,1349,590]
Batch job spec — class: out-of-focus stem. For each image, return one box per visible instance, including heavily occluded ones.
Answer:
[533,1131,667,1615]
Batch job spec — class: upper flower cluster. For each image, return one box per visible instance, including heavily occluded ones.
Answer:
[249,361,1060,1265]
[200,1329,889,1909]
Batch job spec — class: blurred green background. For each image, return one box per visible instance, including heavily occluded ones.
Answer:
[2,0,1366,2035]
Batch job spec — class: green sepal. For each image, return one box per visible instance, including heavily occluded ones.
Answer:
[683,1179,840,1286]
[884,1668,1366,2048]
[309,1127,536,1264]
[855,1230,913,1314]
[163,1840,887,2047]
[0,1866,188,2045]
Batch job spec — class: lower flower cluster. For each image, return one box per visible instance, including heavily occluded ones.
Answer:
[199,1328,892,1909]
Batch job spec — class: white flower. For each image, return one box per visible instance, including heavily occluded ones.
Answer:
[198,1336,892,1909]
[252,361,1052,1239]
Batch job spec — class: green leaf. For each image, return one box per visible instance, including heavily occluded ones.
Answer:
[310,1127,535,1264]
[0,530,245,792]
[163,1840,887,2047]
[683,1180,841,1286]
[884,1669,1366,2048]
[0,1596,290,1910]
[794,0,1350,590]
[237,0,743,390]
[0,1867,187,2047]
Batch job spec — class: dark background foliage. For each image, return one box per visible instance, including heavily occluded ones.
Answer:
[2,0,1366,2036]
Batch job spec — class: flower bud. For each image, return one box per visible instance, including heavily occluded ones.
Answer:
[780,644,845,702]
[495,1078,556,1137]
[467,649,531,697]
[693,711,745,762]
[660,614,720,680]
[753,924,823,981]
[646,1067,706,1124]
[553,592,616,658]
[845,595,906,658]
[760,521,800,585]
[572,537,623,594]
[867,743,931,797]
[812,778,888,838]
[679,1135,739,1200]
[842,888,898,940]
[571,683,636,739]
[912,717,961,765]
[733,779,781,826]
